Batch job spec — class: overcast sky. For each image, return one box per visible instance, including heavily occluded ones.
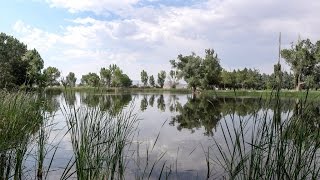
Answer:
[1,0,320,80]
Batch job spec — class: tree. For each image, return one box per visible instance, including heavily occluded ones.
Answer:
[120,74,132,87]
[168,70,179,88]
[149,75,155,87]
[81,73,100,87]
[106,65,132,88]
[157,71,166,88]
[43,66,61,86]
[281,39,319,90]
[0,33,28,89]
[66,72,77,87]
[141,70,148,87]
[22,49,44,87]
[170,49,222,92]
[170,53,201,92]
[201,49,222,89]
[221,70,231,89]
[100,68,112,87]
[112,68,124,87]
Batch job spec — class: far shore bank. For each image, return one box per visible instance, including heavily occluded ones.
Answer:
[45,87,320,99]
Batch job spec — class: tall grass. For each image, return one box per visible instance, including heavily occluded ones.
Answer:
[61,104,138,179]
[213,90,320,179]
[0,91,43,179]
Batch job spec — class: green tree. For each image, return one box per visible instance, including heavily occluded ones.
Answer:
[201,49,222,89]
[170,53,201,92]
[0,33,28,89]
[281,39,319,90]
[221,70,232,89]
[81,72,100,87]
[157,70,166,88]
[100,68,112,87]
[43,66,61,86]
[66,72,77,87]
[170,49,222,92]
[149,75,155,87]
[140,70,148,87]
[168,70,179,88]
[120,74,132,87]
[112,68,124,87]
[22,49,44,87]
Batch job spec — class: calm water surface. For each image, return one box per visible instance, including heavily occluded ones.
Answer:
[28,92,320,179]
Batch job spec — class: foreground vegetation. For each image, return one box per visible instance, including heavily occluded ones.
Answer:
[1,89,320,179]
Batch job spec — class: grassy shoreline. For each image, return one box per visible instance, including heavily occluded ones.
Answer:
[45,86,320,99]
[202,89,320,99]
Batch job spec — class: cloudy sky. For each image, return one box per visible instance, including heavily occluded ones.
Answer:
[1,0,320,80]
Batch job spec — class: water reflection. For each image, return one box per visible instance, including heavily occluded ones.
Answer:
[3,91,320,179]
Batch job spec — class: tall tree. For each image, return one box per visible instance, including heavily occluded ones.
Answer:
[168,70,179,88]
[170,53,202,92]
[0,33,28,89]
[157,70,166,88]
[149,75,155,87]
[281,39,318,90]
[170,49,222,92]
[43,66,61,86]
[100,68,112,87]
[22,49,44,87]
[140,70,148,87]
[201,49,222,89]
[66,72,77,87]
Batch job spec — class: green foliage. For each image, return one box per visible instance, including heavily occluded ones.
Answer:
[168,70,179,88]
[0,33,28,89]
[171,49,222,91]
[66,72,77,87]
[43,66,61,87]
[120,74,132,87]
[157,70,166,88]
[81,72,100,87]
[22,49,44,87]
[149,75,155,87]
[100,68,112,87]
[281,38,320,90]
[141,70,148,87]
[201,49,222,89]
[99,64,132,88]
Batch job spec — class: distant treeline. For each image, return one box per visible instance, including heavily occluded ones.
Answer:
[1,32,320,91]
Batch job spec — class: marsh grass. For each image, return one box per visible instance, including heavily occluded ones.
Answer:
[212,89,320,179]
[0,91,44,179]
[61,103,138,180]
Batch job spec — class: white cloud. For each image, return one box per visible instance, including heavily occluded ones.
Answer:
[46,0,140,14]
[12,0,320,80]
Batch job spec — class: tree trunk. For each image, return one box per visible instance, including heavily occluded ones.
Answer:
[295,74,302,91]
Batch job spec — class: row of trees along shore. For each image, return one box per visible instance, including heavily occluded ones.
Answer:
[1,32,320,91]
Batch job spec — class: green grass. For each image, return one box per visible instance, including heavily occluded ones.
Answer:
[203,89,320,99]
[61,103,138,179]
[212,90,320,179]
[46,86,191,94]
[0,91,44,179]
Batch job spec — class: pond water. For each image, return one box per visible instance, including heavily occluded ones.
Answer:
[3,91,320,179]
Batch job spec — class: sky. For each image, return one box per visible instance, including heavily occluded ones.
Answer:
[1,0,320,80]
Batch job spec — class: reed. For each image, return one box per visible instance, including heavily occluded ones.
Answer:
[61,103,138,180]
[213,89,320,179]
